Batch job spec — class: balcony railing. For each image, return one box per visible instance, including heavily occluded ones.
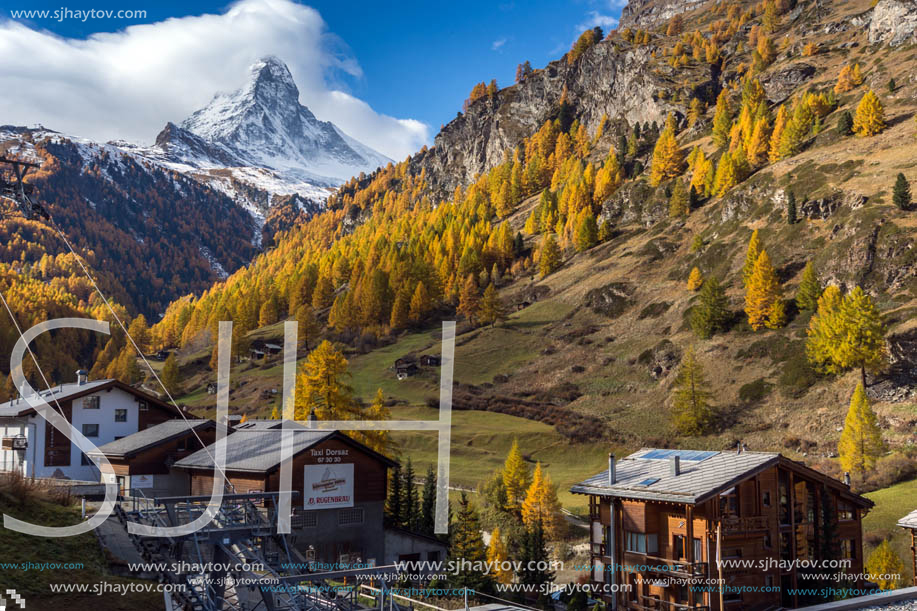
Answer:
[631,595,710,611]
[722,515,769,533]
[624,552,707,577]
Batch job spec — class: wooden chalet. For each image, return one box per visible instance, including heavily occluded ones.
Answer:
[571,448,873,610]
[897,509,917,585]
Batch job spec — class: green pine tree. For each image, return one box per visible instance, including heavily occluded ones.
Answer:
[892,173,911,210]
[795,262,822,312]
[691,277,731,339]
[786,190,797,224]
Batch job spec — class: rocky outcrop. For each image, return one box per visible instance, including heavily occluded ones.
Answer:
[620,0,706,28]
[411,42,681,194]
[585,283,635,318]
[869,0,917,46]
[761,63,816,104]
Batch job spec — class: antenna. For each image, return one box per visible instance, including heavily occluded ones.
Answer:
[0,156,48,220]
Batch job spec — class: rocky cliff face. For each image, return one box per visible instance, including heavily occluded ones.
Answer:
[411,42,692,195]
[869,0,917,46]
[619,0,707,28]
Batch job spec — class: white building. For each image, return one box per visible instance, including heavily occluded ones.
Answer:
[0,371,175,481]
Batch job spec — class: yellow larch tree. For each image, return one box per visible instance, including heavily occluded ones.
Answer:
[502,438,530,512]
[486,527,513,584]
[521,462,565,540]
[687,266,704,290]
[838,383,885,475]
[852,89,886,137]
[744,249,783,331]
[650,114,684,186]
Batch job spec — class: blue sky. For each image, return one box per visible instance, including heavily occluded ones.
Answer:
[1,0,625,132]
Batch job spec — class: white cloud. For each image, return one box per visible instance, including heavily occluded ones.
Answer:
[577,10,619,32]
[0,0,428,159]
[491,37,507,51]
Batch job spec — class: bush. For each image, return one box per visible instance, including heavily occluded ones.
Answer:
[778,352,818,396]
[739,378,773,403]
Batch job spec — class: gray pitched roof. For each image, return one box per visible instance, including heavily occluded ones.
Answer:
[90,419,213,458]
[570,448,779,505]
[0,379,114,417]
[898,509,917,530]
[173,426,334,473]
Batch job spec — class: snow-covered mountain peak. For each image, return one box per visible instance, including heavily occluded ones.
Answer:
[171,55,389,186]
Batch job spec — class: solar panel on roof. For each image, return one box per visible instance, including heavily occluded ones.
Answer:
[641,449,718,462]
[637,478,659,486]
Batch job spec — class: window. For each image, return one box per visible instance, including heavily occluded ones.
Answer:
[841,539,856,560]
[303,512,318,528]
[625,531,647,554]
[839,502,855,521]
[82,423,99,438]
[138,400,148,411]
[83,396,100,409]
[673,535,685,559]
[765,575,774,588]
[338,508,364,526]
[764,532,772,549]
[114,409,127,422]
[720,487,738,516]
[763,491,771,507]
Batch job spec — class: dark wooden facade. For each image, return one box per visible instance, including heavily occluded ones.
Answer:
[584,459,871,610]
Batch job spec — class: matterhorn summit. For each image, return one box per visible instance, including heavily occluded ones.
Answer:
[133,56,391,217]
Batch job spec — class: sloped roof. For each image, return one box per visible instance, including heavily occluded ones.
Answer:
[173,427,396,473]
[0,379,172,418]
[898,509,917,530]
[570,448,872,508]
[90,419,214,458]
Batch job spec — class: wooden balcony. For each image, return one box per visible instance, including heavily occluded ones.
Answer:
[722,515,769,534]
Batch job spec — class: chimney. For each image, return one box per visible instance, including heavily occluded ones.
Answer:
[308,408,317,426]
[75,369,88,386]
[607,453,616,486]
[844,472,851,486]
[671,455,681,477]
[736,441,742,455]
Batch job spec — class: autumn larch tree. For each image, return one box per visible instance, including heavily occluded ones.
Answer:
[712,90,733,148]
[574,209,599,251]
[671,346,714,435]
[478,283,507,328]
[521,462,565,541]
[866,540,904,591]
[161,352,181,396]
[853,89,885,137]
[687,266,704,291]
[741,229,761,287]
[458,275,480,325]
[127,313,150,354]
[838,383,885,475]
[486,527,512,584]
[650,114,684,186]
[538,233,562,278]
[502,438,530,513]
[713,150,738,195]
[745,250,784,330]
[807,286,887,386]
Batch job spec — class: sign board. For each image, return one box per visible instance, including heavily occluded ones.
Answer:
[304,463,353,509]
[131,474,154,489]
